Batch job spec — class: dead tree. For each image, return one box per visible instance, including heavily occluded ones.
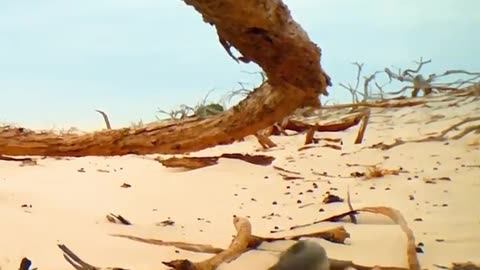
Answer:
[0,0,331,157]
[339,62,385,103]
[385,57,480,97]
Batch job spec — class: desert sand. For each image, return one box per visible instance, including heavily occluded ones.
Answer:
[1,91,479,270]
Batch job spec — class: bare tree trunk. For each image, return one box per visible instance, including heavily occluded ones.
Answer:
[0,0,330,157]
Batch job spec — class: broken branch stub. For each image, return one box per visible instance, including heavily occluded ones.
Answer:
[0,0,330,157]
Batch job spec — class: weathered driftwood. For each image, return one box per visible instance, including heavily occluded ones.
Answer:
[60,216,349,270]
[286,206,421,270]
[369,116,480,150]
[0,0,330,157]
[111,224,349,253]
[57,207,421,270]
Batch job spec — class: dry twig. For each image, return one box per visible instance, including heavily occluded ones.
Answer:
[95,110,112,130]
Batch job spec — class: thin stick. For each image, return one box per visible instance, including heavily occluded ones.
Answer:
[95,110,112,130]
[354,109,370,144]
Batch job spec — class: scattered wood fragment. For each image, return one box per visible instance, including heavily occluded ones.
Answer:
[273,166,301,175]
[58,217,252,270]
[318,138,342,143]
[365,165,401,179]
[250,226,350,245]
[423,176,452,184]
[120,183,131,188]
[157,153,275,170]
[369,139,406,150]
[354,109,370,144]
[304,125,317,144]
[111,234,224,254]
[322,144,342,150]
[0,155,35,162]
[298,138,342,151]
[286,112,364,133]
[59,210,422,270]
[18,257,33,270]
[298,145,317,151]
[346,188,357,224]
[113,222,350,252]
[59,244,128,270]
[255,133,277,149]
[323,192,344,204]
[328,258,408,270]
[278,173,305,181]
[158,156,219,169]
[221,153,275,166]
[350,171,366,178]
[0,155,37,166]
[106,213,132,225]
[156,220,175,227]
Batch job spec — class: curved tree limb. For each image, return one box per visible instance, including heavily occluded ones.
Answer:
[95,110,112,130]
[0,0,330,157]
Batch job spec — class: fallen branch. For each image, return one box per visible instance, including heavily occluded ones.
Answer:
[112,225,349,255]
[369,116,480,150]
[360,207,420,270]
[251,226,350,246]
[0,0,330,157]
[286,207,420,270]
[354,109,370,144]
[106,213,132,225]
[111,234,224,254]
[304,125,317,145]
[273,166,301,175]
[255,133,277,149]
[58,209,421,270]
[162,216,251,270]
[286,112,364,133]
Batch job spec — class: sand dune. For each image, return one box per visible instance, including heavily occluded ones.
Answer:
[1,92,479,270]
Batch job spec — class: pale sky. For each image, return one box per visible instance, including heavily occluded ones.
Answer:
[1,0,479,130]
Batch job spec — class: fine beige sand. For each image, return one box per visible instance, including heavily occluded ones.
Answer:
[1,92,479,270]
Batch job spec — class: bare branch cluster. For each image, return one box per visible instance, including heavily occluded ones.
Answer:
[338,57,480,103]
[339,62,388,103]
[156,89,226,120]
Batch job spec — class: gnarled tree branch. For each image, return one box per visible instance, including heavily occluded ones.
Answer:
[0,0,330,157]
